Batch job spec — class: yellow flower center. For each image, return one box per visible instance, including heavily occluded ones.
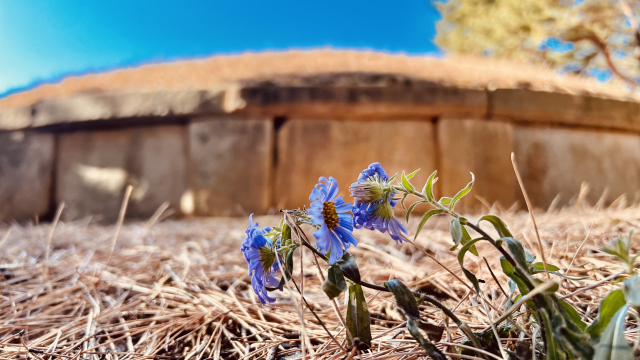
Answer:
[322,201,339,230]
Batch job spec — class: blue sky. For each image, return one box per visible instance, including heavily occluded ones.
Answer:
[0,1,440,97]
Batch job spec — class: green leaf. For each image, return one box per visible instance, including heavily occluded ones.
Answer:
[477,215,513,238]
[525,251,535,264]
[422,170,438,202]
[383,279,420,318]
[322,265,347,300]
[457,238,484,293]
[406,168,420,180]
[438,197,452,206]
[500,257,531,298]
[561,300,587,332]
[622,275,640,308]
[406,318,447,360]
[450,218,463,246]
[587,289,626,340]
[543,271,590,281]
[500,257,514,276]
[449,217,479,256]
[602,232,632,265]
[461,225,479,256]
[400,192,409,211]
[502,237,529,271]
[401,170,415,193]
[450,222,478,256]
[539,308,564,360]
[550,295,596,359]
[505,280,518,310]
[594,304,634,360]
[346,284,372,349]
[405,200,427,222]
[335,253,360,284]
[282,223,292,241]
[414,209,445,241]
[530,262,560,272]
[450,172,475,212]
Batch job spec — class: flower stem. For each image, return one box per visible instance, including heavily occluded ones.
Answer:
[288,210,484,353]
[297,231,468,328]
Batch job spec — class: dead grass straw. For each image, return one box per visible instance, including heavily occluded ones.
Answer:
[1,198,640,359]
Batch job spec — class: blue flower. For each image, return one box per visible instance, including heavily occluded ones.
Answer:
[241,214,280,305]
[351,163,408,244]
[309,176,358,264]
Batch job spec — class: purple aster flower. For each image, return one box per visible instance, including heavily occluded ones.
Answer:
[240,214,280,305]
[309,176,358,264]
[350,163,408,244]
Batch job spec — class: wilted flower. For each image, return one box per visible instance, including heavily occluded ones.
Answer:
[351,163,408,244]
[240,214,280,305]
[350,176,384,204]
[309,176,358,264]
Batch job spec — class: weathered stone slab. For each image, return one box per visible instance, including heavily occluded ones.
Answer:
[240,76,488,119]
[491,89,640,132]
[275,119,436,211]
[188,117,273,216]
[0,131,54,222]
[580,96,640,131]
[513,126,640,208]
[438,118,516,212]
[491,89,580,124]
[57,125,187,221]
[0,88,228,131]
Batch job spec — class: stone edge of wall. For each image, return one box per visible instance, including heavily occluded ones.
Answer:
[2,73,640,222]
[1,73,640,131]
[0,88,229,131]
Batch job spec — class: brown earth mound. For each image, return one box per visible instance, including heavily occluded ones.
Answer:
[0,49,635,111]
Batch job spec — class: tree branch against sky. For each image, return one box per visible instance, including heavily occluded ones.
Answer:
[435,0,640,88]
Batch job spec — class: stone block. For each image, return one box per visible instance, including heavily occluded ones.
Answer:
[580,96,640,131]
[188,117,273,216]
[275,119,436,211]
[438,118,516,212]
[57,125,188,221]
[513,126,640,208]
[491,89,640,132]
[0,89,227,131]
[240,77,488,119]
[0,131,54,222]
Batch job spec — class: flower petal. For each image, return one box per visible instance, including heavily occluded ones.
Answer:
[339,214,354,232]
[328,231,344,264]
[325,177,339,201]
[309,187,324,201]
[335,201,352,213]
[313,224,331,253]
[335,226,358,247]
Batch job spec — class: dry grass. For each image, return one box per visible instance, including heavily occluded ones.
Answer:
[0,200,638,359]
[1,49,637,111]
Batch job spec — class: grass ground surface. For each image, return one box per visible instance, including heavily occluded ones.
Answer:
[0,200,637,359]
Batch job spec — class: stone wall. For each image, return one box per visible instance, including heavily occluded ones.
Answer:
[1,76,639,222]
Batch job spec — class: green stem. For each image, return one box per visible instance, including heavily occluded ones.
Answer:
[393,186,526,280]
[299,237,469,330]
[289,209,486,355]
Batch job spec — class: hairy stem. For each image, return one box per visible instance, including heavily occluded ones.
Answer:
[298,234,468,328]
[286,210,485,354]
